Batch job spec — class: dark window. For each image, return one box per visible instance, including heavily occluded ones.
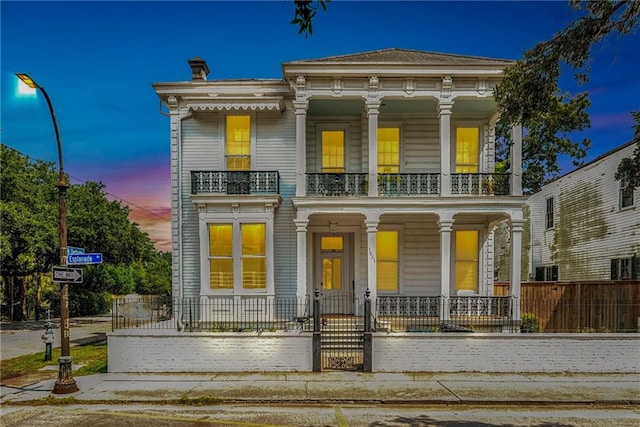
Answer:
[611,257,636,280]
[535,265,558,281]
[545,197,554,229]
[620,174,634,208]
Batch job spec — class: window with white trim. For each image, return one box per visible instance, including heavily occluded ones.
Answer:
[545,197,554,229]
[619,173,634,209]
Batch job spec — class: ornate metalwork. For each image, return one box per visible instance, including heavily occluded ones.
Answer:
[451,173,510,195]
[306,173,367,196]
[191,171,280,195]
[449,296,511,317]
[378,173,440,196]
[377,296,440,316]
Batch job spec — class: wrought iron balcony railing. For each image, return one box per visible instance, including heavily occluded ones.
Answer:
[451,173,510,195]
[191,171,280,195]
[306,173,368,196]
[378,173,440,196]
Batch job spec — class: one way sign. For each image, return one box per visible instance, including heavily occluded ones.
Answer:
[52,266,83,283]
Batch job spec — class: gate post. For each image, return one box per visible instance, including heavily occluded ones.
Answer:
[312,288,321,372]
[363,289,373,372]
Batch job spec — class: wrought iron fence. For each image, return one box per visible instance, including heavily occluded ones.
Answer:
[191,171,280,195]
[451,173,510,195]
[112,295,309,332]
[378,173,440,196]
[306,173,367,196]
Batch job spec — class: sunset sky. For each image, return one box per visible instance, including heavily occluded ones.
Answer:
[2,1,639,252]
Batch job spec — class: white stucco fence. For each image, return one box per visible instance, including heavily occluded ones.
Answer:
[108,331,640,373]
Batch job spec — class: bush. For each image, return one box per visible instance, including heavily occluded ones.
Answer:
[521,312,540,333]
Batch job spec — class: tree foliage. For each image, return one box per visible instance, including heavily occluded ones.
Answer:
[494,0,640,194]
[615,110,640,188]
[0,145,171,320]
[291,0,329,36]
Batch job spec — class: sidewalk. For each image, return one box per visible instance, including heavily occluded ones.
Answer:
[2,372,639,405]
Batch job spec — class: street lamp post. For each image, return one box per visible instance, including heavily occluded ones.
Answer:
[16,73,78,394]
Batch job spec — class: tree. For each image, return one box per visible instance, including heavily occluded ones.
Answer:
[291,0,329,36]
[494,0,640,193]
[615,110,640,188]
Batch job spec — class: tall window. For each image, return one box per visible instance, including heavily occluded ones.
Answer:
[545,197,554,229]
[611,257,635,280]
[455,230,478,292]
[208,224,233,289]
[208,222,266,290]
[620,174,634,208]
[455,127,479,173]
[241,224,266,289]
[377,231,399,292]
[321,236,343,290]
[322,130,345,173]
[377,127,400,173]
[226,115,250,170]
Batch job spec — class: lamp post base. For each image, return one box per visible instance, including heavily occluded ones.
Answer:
[52,356,78,394]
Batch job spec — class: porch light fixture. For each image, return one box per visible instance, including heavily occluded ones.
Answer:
[15,72,78,394]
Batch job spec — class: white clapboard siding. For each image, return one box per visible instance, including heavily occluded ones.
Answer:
[528,142,639,281]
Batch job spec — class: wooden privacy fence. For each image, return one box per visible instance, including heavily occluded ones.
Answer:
[495,281,640,332]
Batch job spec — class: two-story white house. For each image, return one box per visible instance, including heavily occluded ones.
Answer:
[152,48,527,326]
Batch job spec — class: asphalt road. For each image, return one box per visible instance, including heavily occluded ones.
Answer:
[0,316,112,360]
[2,403,640,426]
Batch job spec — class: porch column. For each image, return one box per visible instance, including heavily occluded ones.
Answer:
[438,101,453,196]
[294,100,308,197]
[294,217,309,303]
[365,218,379,304]
[366,100,381,197]
[438,213,454,321]
[510,124,523,196]
[509,216,525,323]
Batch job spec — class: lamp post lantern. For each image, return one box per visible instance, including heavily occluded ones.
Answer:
[16,73,78,394]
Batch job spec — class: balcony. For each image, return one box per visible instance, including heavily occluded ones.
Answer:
[191,171,280,195]
[451,173,510,195]
[378,173,440,196]
[306,173,368,196]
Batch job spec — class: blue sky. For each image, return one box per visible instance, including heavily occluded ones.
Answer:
[2,1,639,250]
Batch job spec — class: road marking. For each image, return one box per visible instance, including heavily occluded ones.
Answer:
[334,406,349,427]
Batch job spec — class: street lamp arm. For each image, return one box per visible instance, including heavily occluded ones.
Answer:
[38,86,65,174]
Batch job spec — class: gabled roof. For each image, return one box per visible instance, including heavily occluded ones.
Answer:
[288,48,513,66]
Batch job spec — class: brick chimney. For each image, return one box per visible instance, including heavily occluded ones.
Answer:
[188,57,209,81]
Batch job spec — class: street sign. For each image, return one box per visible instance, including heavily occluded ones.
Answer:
[67,246,85,255]
[67,253,103,265]
[52,267,83,283]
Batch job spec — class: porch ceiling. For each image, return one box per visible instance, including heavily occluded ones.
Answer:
[307,97,497,116]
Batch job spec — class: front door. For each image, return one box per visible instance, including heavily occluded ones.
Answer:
[315,234,353,314]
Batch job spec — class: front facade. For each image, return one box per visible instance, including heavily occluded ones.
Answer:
[153,49,526,325]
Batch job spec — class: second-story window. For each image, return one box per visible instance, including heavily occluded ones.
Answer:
[377,127,400,173]
[226,115,251,171]
[545,197,554,229]
[321,130,345,173]
[619,173,634,209]
[455,127,479,173]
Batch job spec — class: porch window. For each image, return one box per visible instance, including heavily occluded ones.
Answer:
[208,224,234,289]
[455,127,479,173]
[321,236,343,290]
[226,115,251,170]
[455,230,478,292]
[377,231,398,292]
[241,224,266,289]
[377,127,400,173]
[321,131,345,173]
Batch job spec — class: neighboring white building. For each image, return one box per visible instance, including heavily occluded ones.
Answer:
[152,48,526,323]
[523,141,639,282]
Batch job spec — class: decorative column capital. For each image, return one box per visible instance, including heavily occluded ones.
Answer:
[366,100,381,116]
[364,219,379,233]
[437,100,453,117]
[509,219,526,233]
[293,99,308,113]
[438,219,454,232]
[294,219,309,232]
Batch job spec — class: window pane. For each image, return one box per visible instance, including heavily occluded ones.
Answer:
[242,258,266,289]
[210,259,233,289]
[377,231,398,292]
[242,224,265,255]
[226,115,250,171]
[209,224,232,256]
[455,230,478,291]
[455,128,479,173]
[322,131,345,173]
[378,127,400,173]
[322,257,342,290]
[321,236,343,251]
